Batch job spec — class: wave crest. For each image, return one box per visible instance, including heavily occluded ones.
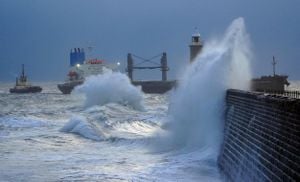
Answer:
[60,116,105,141]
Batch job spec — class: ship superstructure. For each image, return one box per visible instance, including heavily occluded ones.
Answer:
[251,56,290,92]
[58,48,119,94]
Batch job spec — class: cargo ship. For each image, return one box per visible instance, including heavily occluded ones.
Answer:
[126,52,176,94]
[251,56,290,92]
[10,64,42,93]
[124,32,203,94]
[58,48,119,94]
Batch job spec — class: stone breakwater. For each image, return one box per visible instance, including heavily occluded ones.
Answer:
[218,89,300,182]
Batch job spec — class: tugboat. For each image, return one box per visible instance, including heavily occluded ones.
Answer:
[58,48,119,94]
[251,56,290,92]
[9,64,42,93]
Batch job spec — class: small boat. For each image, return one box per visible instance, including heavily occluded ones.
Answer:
[9,64,42,94]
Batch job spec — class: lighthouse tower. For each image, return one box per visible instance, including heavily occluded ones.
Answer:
[189,30,203,63]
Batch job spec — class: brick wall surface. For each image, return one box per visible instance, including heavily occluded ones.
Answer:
[218,89,300,182]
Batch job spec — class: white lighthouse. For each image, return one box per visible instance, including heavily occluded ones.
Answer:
[189,30,203,63]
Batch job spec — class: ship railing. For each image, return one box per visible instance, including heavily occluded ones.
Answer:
[259,90,300,99]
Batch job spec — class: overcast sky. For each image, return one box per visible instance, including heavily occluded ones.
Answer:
[0,0,299,82]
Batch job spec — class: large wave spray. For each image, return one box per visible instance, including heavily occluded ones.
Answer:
[74,69,145,110]
[168,17,252,155]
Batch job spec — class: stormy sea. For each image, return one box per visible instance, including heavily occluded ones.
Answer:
[0,82,223,181]
[0,18,299,182]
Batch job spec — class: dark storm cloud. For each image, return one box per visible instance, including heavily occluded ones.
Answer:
[0,0,299,81]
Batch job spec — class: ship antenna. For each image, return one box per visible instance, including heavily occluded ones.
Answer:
[272,56,277,76]
[87,44,94,60]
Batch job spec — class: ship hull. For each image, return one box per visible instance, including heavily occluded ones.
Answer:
[132,80,176,94]
[9,86,42,94]
[57,81,83,94]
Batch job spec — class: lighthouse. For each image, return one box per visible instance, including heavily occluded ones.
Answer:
[189,30,203,62]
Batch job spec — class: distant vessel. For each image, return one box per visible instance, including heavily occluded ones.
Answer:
[126,52,176,94]
[10,64,42,93]
[125,31,202,94]
[251,56,290,92]
[58,48,118,94]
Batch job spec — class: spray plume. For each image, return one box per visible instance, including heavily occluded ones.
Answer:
[74,69,145,111]
[168,17,252,156]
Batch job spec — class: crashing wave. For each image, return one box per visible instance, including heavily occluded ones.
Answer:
[74,69,145,111]
[166,17,252,155]
[60,116,105,141]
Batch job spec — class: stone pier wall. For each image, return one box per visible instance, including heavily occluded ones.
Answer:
[218,89,300,182]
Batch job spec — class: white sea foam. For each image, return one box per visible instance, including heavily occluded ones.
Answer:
[74,69,145,111]
[60,116,105,141]
[110,120,161,137]
[287,80,300,91]
[0,116,48,128]
[168,17,252,156]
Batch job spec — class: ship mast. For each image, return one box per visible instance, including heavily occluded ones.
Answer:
[272,56,277,76]
[20,64,27,83]
[22,64,25,77]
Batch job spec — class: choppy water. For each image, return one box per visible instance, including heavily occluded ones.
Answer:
[1,16,298,181]
[0,83,221,182]
[1,80,299,182]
